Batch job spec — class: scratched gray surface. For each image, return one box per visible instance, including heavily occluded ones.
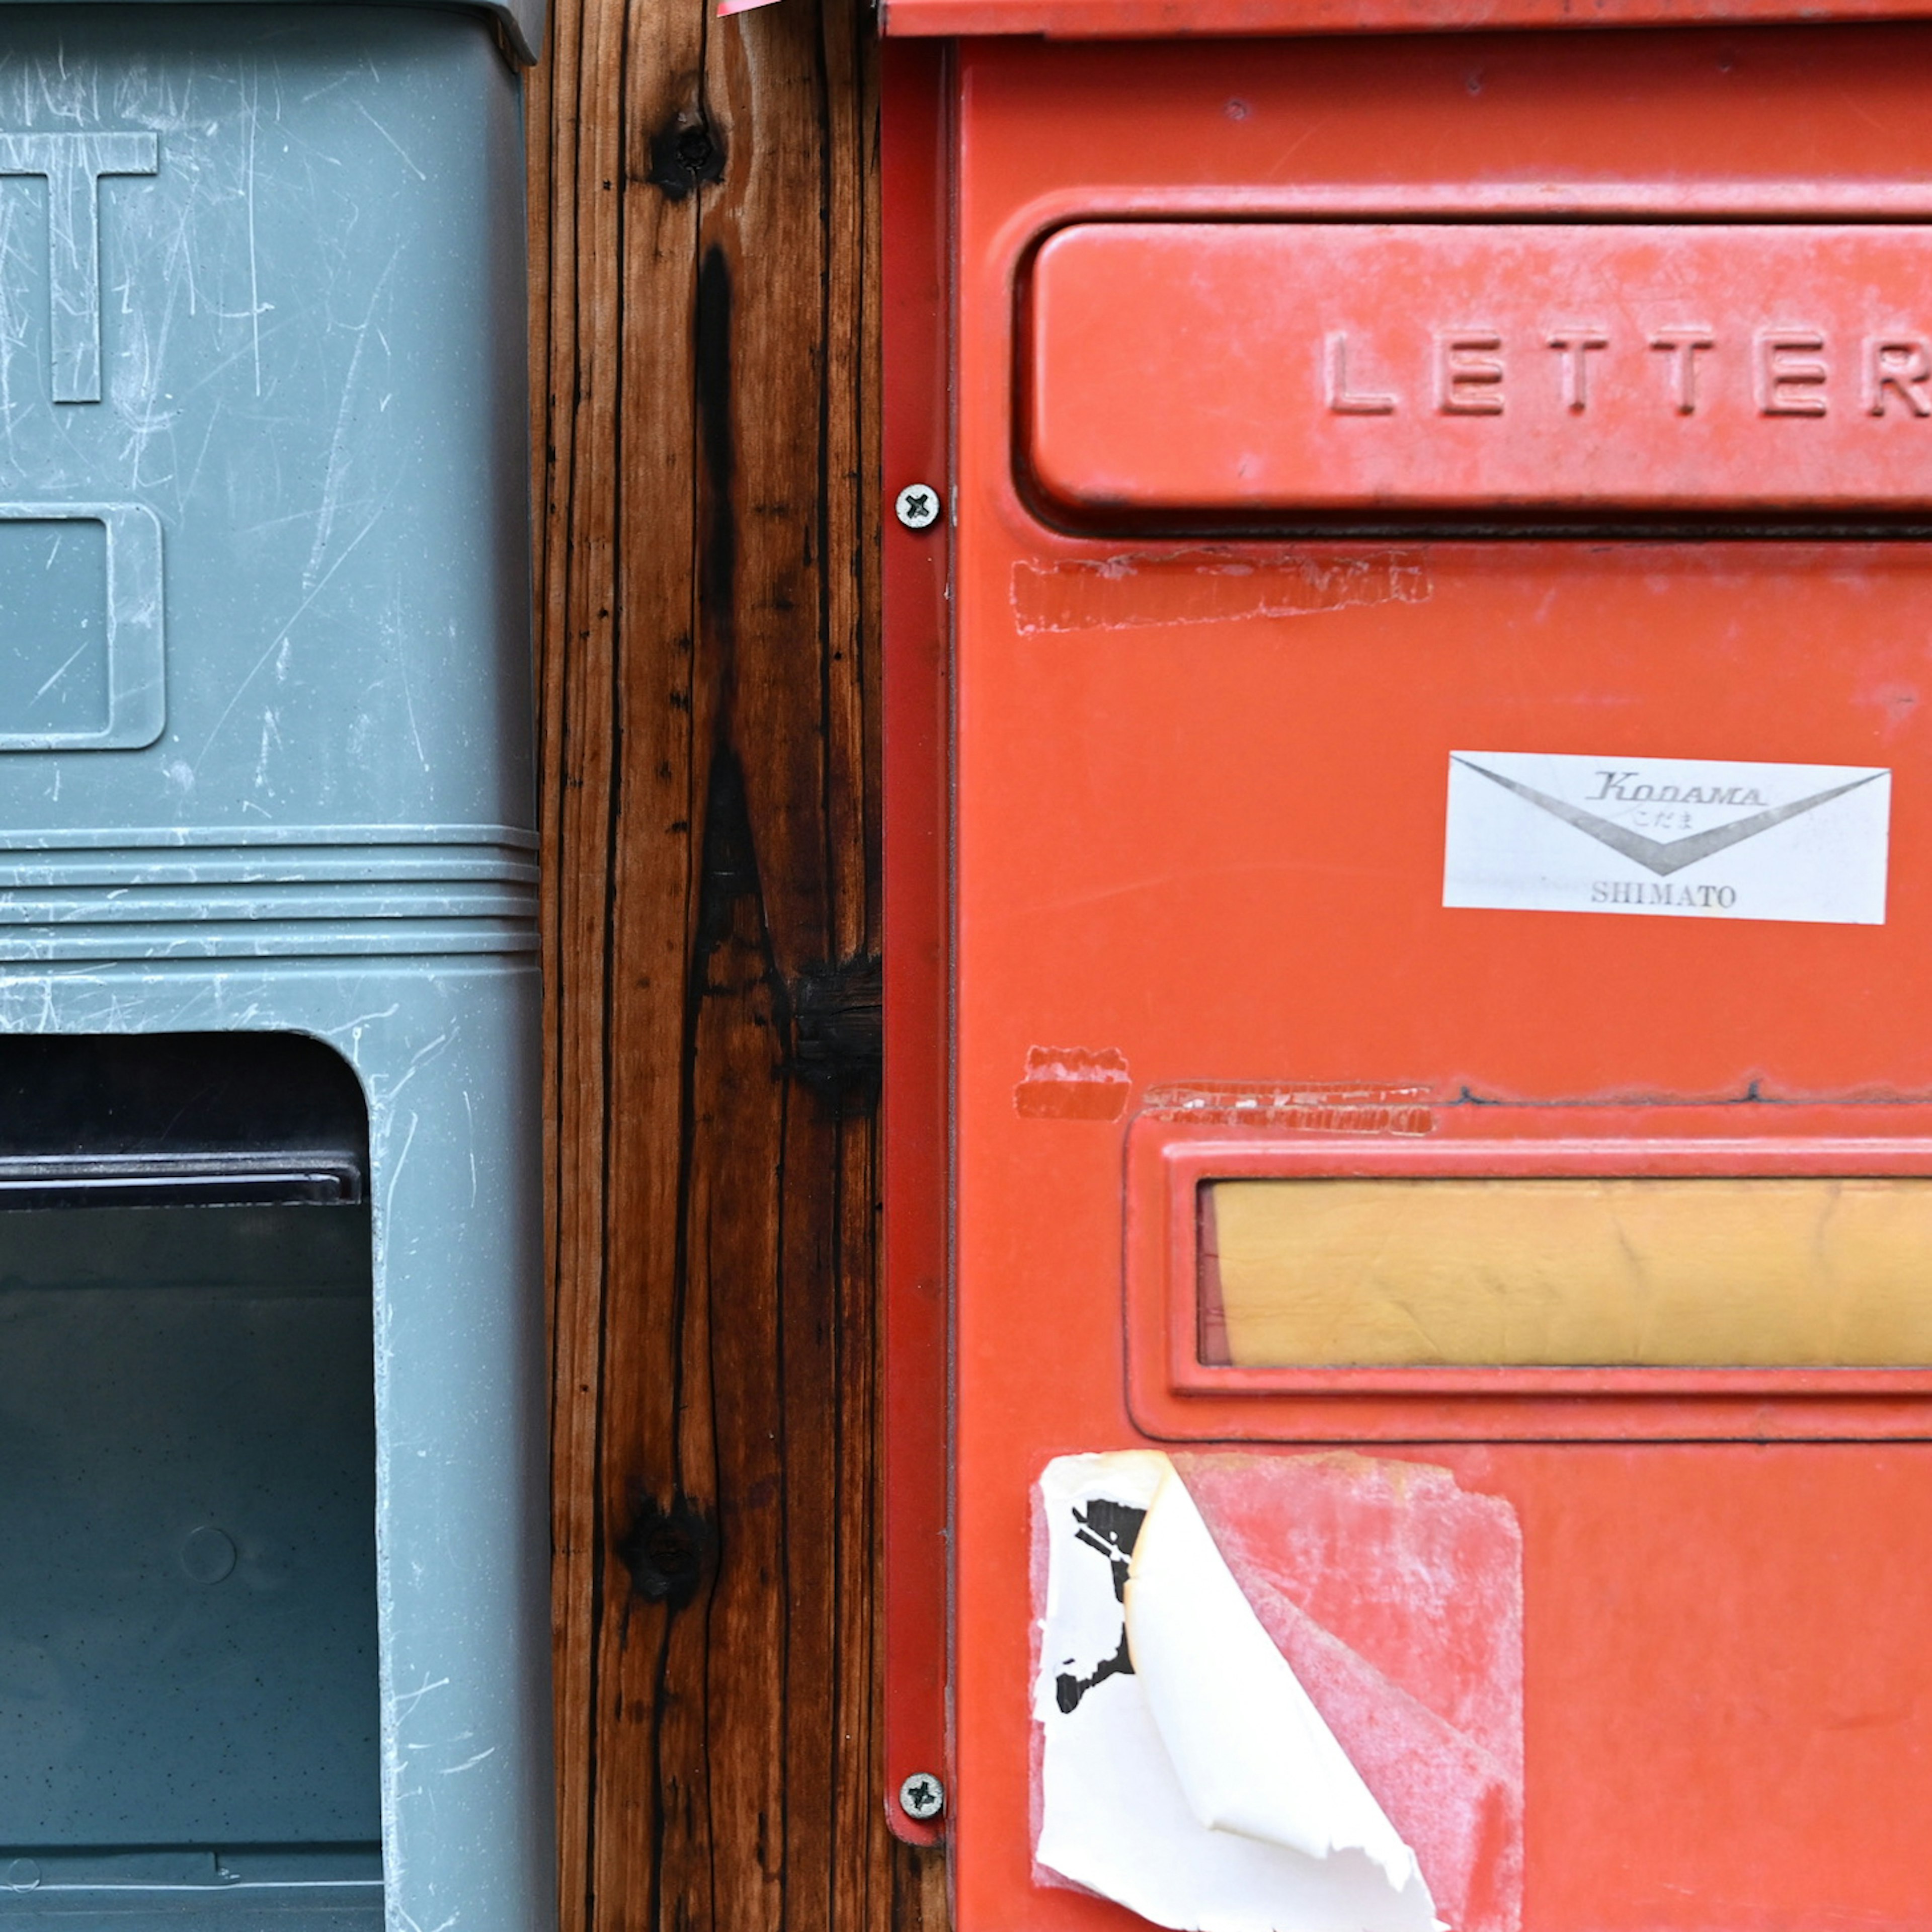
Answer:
[0,7,531,828]
[0,10,549,1931]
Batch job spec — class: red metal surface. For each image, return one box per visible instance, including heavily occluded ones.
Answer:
[1028,222,1932,518]
[881,35,953,1850]
[915,27,1932,1932]
[882,0,1932,39]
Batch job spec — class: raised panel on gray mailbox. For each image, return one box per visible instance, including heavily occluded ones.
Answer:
[0,8,532,836]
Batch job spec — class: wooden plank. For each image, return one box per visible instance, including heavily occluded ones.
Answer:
[527,0,944,1925]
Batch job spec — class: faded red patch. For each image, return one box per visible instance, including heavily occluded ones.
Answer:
[1178,1451,1524,1932]
[1011,550,1430,635]
[1014,1045,1131,1121]
[1141,1080,1433,1133]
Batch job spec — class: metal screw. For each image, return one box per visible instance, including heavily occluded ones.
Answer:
[894,484,941,531]
[898,1771,946,1821]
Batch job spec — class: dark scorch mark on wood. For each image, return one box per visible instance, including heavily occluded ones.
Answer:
[789,953,882,1118]
[647,111,726,201]
[617,1491,716,1612]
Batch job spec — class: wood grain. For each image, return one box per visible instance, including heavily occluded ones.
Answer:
[527,0,941,1925]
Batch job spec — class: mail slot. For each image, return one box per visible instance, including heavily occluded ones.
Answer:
[882,15,1932,1932]
[0,5,549,1929]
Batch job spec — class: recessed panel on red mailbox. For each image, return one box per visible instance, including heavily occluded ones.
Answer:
[883,24,1932,1932]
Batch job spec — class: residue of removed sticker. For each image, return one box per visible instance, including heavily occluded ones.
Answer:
[1175,1452,1525,1932]
[1015,1045,1132,1121]
[1012,550,1429,635]
[1141,1081,1433,1134]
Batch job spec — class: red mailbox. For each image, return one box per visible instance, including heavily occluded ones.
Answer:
[881,15,1932,1932]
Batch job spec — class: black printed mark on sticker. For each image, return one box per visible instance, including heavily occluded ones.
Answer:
[1055,1499,1146,1715]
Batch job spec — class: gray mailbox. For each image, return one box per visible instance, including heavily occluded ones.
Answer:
[0,2,551,1928]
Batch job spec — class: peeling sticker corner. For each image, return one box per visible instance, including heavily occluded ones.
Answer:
[1033,1450,1522,1932]
[1015,1045,1131,1121]
[1141,1080,1433,1134]
[1013,550,1430,636]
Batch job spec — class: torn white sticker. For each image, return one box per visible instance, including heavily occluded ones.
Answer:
[1034,1452,1438,1932]
[1443,750,1889,925]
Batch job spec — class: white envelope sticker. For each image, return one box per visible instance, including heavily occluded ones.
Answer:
[1443,751,1890,925]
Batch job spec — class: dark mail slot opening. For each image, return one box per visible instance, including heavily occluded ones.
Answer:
[0,1032,367,1208]
[0,1034,381,1928]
